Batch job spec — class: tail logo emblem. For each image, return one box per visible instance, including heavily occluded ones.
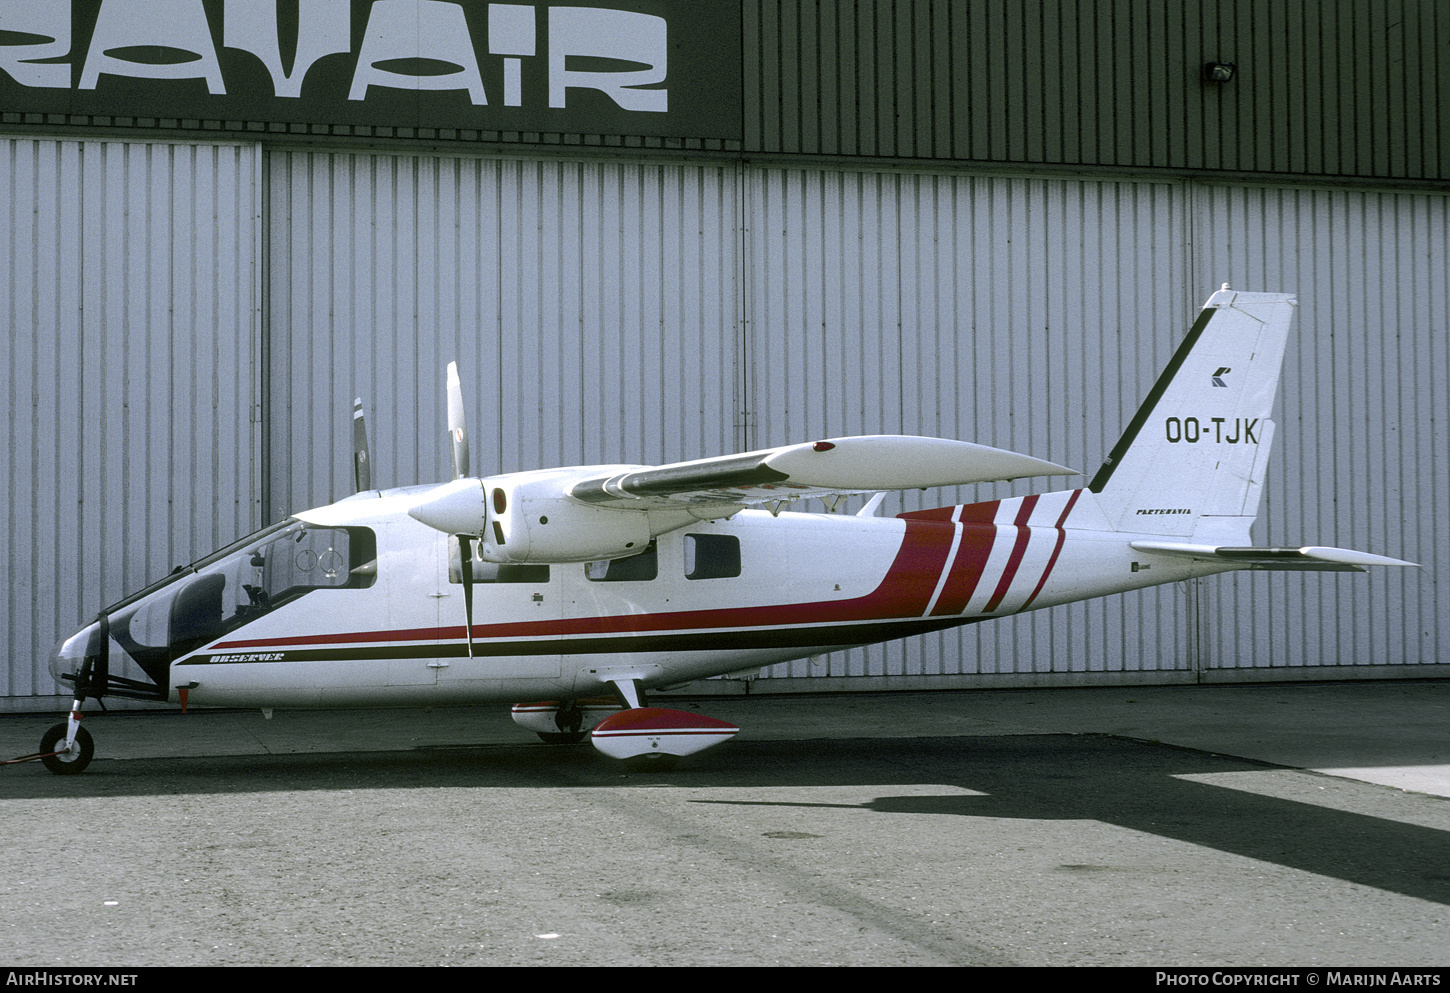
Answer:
[1212,367,1231,387]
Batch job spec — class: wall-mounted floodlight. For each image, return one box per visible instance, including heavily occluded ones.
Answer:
[1203,62,1237,83]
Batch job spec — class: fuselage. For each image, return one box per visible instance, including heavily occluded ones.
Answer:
[63,483,1218,710]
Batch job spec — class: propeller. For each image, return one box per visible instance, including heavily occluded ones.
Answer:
[447,362,469,480]
[352,398,372,492]
[458,533,475,658]
[445,362,476,658]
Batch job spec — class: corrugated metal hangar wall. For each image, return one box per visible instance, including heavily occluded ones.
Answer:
[2,1,1447,707]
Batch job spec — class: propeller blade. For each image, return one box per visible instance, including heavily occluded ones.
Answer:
[458,535,475,658]
[352,398,372,492]
[446,362,470,480]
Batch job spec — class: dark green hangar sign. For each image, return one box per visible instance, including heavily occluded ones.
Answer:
[0,0,743,140]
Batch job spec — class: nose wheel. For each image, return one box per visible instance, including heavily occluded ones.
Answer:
[39,723,94,775]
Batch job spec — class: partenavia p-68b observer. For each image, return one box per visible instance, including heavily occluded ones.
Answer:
[36,286,1415,773]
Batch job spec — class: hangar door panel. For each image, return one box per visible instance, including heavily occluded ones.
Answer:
[1190,185,1446,673]
[267,152,741,522]
[740,169,1195,682]
[1,138,262,701]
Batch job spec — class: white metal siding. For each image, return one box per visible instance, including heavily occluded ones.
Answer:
[267,155,1445,685]
[1,137,262,700]
[4,140,1445,704]
[746,171,1444,680]
[1191,185,1448,673]
[744,170,1197,679]
[266,152,741,517]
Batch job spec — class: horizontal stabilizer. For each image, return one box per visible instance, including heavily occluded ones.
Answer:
[1130,541,1418,572]
[570,435,1076,509]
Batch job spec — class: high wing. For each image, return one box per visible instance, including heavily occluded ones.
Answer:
[407,433,1076,564]
[568,435,1077,513]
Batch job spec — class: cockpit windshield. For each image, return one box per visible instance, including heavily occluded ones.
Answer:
[50,519,377,699]
[107,520,376,673]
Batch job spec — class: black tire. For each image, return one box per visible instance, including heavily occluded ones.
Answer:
[537,731,588,745]
[40,724,93,776]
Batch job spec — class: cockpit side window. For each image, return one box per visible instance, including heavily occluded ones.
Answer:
[255,525,373,603]
[114,523,378,659]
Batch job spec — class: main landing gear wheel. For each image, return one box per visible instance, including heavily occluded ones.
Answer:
[513,700,614,744]
[40,724,93,776]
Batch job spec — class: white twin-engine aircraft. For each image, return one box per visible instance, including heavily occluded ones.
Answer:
[39,286,1414,774]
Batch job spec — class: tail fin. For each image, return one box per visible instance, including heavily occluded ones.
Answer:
[1088,286,1295,543]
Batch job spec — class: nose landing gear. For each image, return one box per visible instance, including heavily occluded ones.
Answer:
[39,721,94,775]
[35,619,108,776]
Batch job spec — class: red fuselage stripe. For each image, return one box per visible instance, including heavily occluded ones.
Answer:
[214,518,962,652]
[212,493,1087,656]
[930,524,995,616]
[1018,489,1083,611]
[983,494,1040,612]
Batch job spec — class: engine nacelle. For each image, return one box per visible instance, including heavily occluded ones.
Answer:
[483,474,652,563]
[408,469,653,563]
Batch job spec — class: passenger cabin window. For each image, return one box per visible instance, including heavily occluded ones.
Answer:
[585,541,657,582]
[684,533,741,580]
[449,542,549,584]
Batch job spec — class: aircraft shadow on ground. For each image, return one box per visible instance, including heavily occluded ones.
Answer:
[6,732,1448,907]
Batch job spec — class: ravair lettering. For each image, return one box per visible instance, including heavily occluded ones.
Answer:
[81,0,226,94]
[548,6,667,112]
[490,3,536,107]
[350,0,488,104]
[0,1,72,89]
[3,1,671,114]
[1165,417,1259,444]
[225,0,351,100]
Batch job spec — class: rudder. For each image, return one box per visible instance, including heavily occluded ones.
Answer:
[1087,286,1296,542]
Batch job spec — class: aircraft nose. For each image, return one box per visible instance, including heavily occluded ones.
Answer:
[49,621,99,690]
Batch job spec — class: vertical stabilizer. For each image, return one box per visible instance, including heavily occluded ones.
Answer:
[1087,287,1295,541]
